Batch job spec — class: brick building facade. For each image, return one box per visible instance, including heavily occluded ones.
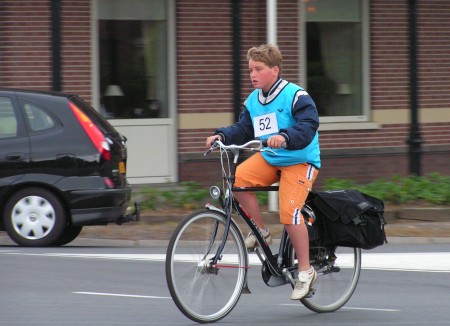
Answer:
[1,0,449,188]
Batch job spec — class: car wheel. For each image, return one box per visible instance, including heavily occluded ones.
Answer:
[3,187,67,247]
[55,226,83,246]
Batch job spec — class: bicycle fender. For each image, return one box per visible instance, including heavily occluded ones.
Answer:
[204,203,226,214]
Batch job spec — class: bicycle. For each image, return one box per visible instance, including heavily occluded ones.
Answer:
[165,139,361,323]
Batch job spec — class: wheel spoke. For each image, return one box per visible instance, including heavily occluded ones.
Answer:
[166,210,246,323]
[12,210,27,224]
[17,220,33,237]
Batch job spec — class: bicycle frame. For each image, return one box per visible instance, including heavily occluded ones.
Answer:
[205,140,300,285]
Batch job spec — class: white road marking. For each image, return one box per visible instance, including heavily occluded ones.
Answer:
[341,306,400,312]
[280,304,400,312]
[4,250,444,313]
[74,292,399,313]
[73,291,170,299]
[2,251,450,272]
[361,252,450,272]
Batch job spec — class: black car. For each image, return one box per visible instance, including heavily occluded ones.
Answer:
[0,88,138,247]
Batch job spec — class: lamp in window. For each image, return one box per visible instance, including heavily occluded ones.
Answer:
[105,84,124,97]
[336,83,352,95]
[104,85,124,117]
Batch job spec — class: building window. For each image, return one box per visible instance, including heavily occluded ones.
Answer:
[303,0,368,121]
[98,0,168,119]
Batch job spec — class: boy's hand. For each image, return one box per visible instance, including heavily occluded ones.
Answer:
[206,135,222,148]
[267,135,286,148]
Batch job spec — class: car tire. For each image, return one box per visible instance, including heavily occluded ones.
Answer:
[3,187,67,247]
[55,225,83,246]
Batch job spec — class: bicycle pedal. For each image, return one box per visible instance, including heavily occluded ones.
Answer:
[304,288,315,298]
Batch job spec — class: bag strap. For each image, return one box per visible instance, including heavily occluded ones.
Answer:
[378,212,388,244]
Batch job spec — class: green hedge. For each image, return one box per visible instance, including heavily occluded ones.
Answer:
[135,173,449,210]
[323,173,450,206]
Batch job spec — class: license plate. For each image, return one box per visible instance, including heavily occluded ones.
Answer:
[119,161,126,174]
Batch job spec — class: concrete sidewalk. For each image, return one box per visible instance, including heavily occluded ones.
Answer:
[0,207,449,247]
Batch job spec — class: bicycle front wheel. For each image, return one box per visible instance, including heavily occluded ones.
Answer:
[301,245,361,312]
[165,209,248,323]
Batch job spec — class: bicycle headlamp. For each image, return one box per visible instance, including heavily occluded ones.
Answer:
[210,186,222,199]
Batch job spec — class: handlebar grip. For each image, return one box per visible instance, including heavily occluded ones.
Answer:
[261,139,287,149]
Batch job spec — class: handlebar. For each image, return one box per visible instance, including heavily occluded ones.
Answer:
[204,139,286,156]
[260,139,287,148]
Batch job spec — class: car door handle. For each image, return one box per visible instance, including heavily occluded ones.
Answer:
[5,153,24,161]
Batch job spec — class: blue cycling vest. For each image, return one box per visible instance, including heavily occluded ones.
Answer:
[245,82,321,168]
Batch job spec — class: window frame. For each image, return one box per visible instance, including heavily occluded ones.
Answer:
[91,0,175,122]
[299,0,370,123]
[90,0,179,184]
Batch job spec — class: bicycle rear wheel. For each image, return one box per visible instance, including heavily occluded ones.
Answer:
[289,244,361,312]
[165,209,248,323]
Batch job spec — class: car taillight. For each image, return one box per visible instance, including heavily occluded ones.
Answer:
[103,177,115,189]
[69,101,111,160]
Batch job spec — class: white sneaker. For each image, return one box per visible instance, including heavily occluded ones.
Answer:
[244,229,272,250]
[290,268,317,300]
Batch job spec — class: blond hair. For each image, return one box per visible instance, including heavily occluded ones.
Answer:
[247,44,282,75]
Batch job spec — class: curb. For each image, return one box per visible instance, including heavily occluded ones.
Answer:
[2,235,450,248]
[138,206,450,225]
[0,206,448,247]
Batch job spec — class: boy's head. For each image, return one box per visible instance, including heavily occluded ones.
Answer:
[247,44,282,76]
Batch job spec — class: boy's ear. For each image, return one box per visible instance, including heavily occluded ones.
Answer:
[273,65,280,76]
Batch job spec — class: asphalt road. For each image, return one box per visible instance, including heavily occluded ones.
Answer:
[1,243,449,325]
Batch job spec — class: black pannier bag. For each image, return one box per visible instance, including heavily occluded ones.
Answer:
[309,190,388,250]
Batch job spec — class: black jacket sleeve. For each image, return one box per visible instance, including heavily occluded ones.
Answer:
[214,106,254,145]
[279,91,319,150]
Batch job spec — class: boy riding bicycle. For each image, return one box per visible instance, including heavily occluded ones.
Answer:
[206,44,321,300]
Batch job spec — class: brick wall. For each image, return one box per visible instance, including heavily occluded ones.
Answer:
[177,0,450,186]
[61,0,92,102]
[0,0,92,102]
[0,1,52,89]
[175,0,235,158]
[0,0,448,186]
[416,0,450,108]
[316,0,450,184]
[176,0,234,115]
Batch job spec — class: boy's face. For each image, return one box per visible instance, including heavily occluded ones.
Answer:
[248,59,279,92]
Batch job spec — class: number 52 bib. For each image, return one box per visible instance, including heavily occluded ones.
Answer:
[253,112,279,138]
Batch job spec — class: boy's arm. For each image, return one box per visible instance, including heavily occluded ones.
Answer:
[215,106,254,145]
[279,91,319,150]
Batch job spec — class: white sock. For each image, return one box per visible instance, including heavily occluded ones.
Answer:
[300,266,314,276]
[260,228,270,237]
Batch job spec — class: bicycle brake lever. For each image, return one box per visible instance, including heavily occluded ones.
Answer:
[204,147,214,156]
[204,140,221,156]
[260,148,277,156]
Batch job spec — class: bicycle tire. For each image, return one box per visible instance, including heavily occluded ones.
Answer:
[287,243,361,312]
[165,209,248,323]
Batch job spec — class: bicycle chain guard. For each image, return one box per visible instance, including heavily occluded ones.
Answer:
[261,257,289,287]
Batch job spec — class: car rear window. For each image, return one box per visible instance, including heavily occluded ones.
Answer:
[24,103,57,132]
[69,96,118,135]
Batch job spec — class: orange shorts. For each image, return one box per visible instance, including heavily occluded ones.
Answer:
[234,153,319,225]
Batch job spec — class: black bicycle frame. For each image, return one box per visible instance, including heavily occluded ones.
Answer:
[207,143,296,277]
[208,184,294,278]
